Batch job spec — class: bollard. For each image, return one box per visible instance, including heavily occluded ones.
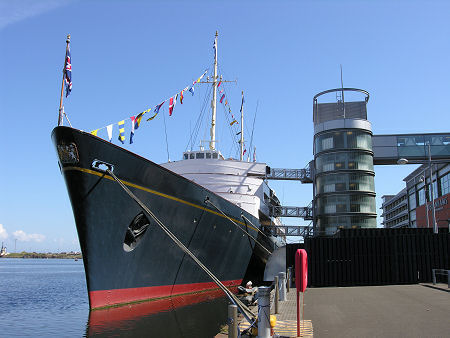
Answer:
[287,267,292,293]
[448,271,450,288]
[432,269,436,285]
[279,272,287,301]
[257,286,272,338]
[228,304,238,338]
[274,275,279,314]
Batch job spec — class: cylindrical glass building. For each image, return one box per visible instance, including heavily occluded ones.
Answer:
[313,88,377,235]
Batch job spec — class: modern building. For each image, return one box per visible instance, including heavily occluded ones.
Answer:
[380,188,409,228]
[313,88,377,235]
[380,163,450,230]
[404,163,450,230]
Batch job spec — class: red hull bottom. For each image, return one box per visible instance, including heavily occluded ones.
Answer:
[89,279,242,309]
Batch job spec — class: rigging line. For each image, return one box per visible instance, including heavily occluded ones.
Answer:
[221,104,240,157]
[241,214,278,249]
[191,81,212,150]
[248,100,258,160]
[217,85,240,156]
[106,169,256,324]
[185,86,210,152]
[205,198,272,255]
[162,107,170,162]
[192,87,211,149]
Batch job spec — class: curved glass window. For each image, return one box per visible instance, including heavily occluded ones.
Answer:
[315,152,374,173]
[316,215,377,235]
[316,194,376,215]
[315,130,372,153]
[316,173,374,195]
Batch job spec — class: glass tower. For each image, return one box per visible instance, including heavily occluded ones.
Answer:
[313,88,377,235]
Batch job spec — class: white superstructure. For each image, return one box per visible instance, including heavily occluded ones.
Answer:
[161,150,279,223]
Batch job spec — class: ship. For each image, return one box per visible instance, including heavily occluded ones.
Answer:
[0,243,7,257]
[52,32,285,310]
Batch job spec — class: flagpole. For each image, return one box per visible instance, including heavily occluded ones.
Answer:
[58,34,70,126]
[240,90,244,161]
[210,31,218,151]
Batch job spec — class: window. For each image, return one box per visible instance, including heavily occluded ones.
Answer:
[441,172,450,196]
[428,181,438,200]
[322,137,333,150]
[418,188,426,206]
[184,154,188,160]
[189,153,195,159]
[196,153,205,159]
[206,153,211,159]
[409,193,416,209]
[212,153,218,159]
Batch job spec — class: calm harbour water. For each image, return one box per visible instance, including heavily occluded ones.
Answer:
[0,259,228,337]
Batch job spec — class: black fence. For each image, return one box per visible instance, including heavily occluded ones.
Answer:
[287,228,449,287]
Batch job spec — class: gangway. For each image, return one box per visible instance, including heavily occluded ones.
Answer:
[373,132,450,165]
[270,205,313,220]
[265,165,313,183]
[264,224,314,237]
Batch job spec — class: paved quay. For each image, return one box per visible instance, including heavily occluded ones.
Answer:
[303,283,450,338]
[219,288,313,337]
[217,283,449,337]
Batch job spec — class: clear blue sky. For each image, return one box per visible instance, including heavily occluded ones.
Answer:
[1,0,449,252]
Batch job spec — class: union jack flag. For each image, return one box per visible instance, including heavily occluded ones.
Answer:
[65,46,72,97]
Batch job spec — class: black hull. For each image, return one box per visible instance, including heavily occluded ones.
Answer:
[52,127,273,308]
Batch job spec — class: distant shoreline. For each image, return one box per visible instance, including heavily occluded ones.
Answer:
[1,252,82,259]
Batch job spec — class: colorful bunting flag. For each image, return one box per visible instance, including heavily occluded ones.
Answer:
[174,94,178,109]
[64,44,72,97]
[106,124,113,142]
[169,97,174,116]
[220,94,225,103]
[225,100,228,106]
[243,149,247,156]
[219,89,224,94]
[118,120,125,144]
[87,70,207,145]
[130,116,136,144]
[147,101,164,121]
[240,94,245,113]
[230,120,238,126]
[135,112,144,129]
[217,81,222,88]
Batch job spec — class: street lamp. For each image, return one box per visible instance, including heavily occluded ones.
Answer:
[419,175,430,230]
[397,146,438,233]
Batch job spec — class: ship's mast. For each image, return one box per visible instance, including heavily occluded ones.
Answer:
[210,31,219,150]
[240,91,244,161]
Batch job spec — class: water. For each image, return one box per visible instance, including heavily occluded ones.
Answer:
[0,259,228,337]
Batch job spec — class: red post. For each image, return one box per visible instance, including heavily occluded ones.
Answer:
[295,249,308,337]
[297,290,300,337]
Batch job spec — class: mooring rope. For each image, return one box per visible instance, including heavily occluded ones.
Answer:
[204,197,272,256]
[240,214,279,250]
[106,169,256,324]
